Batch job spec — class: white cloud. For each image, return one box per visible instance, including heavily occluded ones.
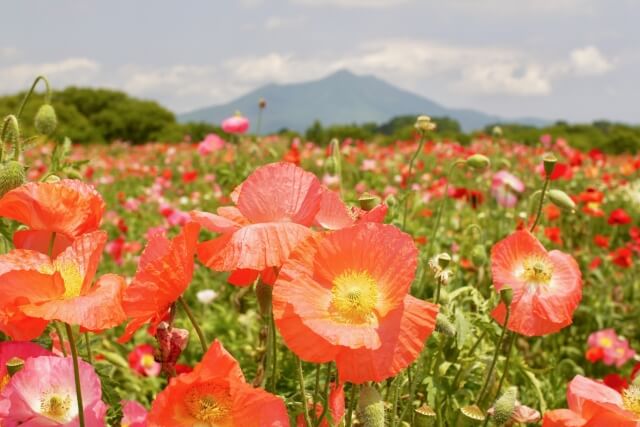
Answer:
[570,46,614,75]
[0,47,18,59]
[291,0,412,8]
[264,16,306,30]
[459,63,551,95]
[0,58,100,92]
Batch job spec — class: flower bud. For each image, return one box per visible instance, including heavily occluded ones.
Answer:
[414,115,436,134]
[357,385,385,427]
[359,193,381,211]
[258,98,267,109]
[543,154,557,177]
[0,235,11,255]
[2,115,19,147]
[34,104,57,135]
[500,287,514,306]
[547,189,576,212]
[466,154,490,171]
[470,244,487,267]
[63,167,83,180]
[415,404,436,427]
[491,387,518,426]
[6,357,24,376]
[460,405,485,422]
[0,160,26,197]
[385,194,398,208]
[435,313,456,337]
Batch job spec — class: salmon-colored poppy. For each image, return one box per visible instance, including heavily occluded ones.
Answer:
[314,187,387,231]
[542,375,640,426]
[0,231,126,340]
[119,222,200,342]
[0,180,105,257]
[491,230,582,336]
[272,222,438,384]
[192,162,323,285]
[147,340,288,427]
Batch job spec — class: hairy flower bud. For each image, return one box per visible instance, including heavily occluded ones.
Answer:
[0,160,26,197]
[357,385,385,427]
[547,189,576,212]
[435,313,456,337]
[34,104,57,135]
[491,387,518,426]
[466,154,491,171]
[470,244,487,267]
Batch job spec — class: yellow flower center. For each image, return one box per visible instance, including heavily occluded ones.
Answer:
[330,270,379,324]
[40,392,72,422]
[141,354,156,369]
[39,260,84,299]
[622,385,640,417]
[185,383,232,425]
[522,257,553,285]
[599,337,613,348]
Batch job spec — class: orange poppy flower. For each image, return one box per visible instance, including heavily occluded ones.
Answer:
[314,187,387,230]
[272,222,439,384]
[119,222,200,342]
[0,180,105,257]
[491,230,582,337]
[191,162,323,285]
[0,230,126,340]
[147,339,289,427]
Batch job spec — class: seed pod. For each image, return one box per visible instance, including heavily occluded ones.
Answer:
[414,404,436,427]
[415,115,437,134]
[547,189,576,212]
[543,154,557,177]
[492,387,518,426]
[466,154,490,171]
[0,160,26,197]
[460,404,485,422]
[470,244,487,267]
[34,104,58,135]
[357,385,385,427]
[500,288,514,306]
[359,193,381,211]
[6,357,24,376]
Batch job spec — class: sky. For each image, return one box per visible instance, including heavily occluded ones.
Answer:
[1,0,639,123]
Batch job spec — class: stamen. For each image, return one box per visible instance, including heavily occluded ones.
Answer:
[330,270,379,324]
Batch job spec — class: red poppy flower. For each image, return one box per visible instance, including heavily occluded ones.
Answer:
[0,231,126,340]
[0,180,105,257]
[545,227,563,245]
[603,374,629,393]
[272,223,438,384]
[119,222,200,342]
[585,346,604,363]
[191,162,323,285]
[147,340,288,426]
[594,235,610,249]
[608,208,632,226]
[491,230,582,336]
[610,247,633,268]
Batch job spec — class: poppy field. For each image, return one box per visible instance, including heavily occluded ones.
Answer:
[0,78,639,427]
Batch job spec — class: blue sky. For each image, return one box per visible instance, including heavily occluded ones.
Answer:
[2,0,639,123]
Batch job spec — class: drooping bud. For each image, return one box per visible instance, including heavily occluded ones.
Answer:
[460,404,485,422]
[491,387,518,426]
[34,104,58,135]
[415,115,437,134]
[359,193,381,211]
[466,154,491,171]
[2,115,20,148]
[470,244,487,267]
[6,357,24,376]
[435,313,456,337]
[414,404,436,427]
[500,287,514,306]
[543,154,557,177]
[357,385,385,427]
[0,160,26,197]
[547,189,576,212]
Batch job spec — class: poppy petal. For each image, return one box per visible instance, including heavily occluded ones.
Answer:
[12,230,73,257]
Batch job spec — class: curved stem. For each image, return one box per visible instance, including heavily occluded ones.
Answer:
[178,296,208,353]
[65,323,85,427]
[296,356,312,427]
[314,363,333,427]
[84,332,93,365]
[16,75,52,120]
[429,159,466,252]
[345,383,359,427]
[402,134,427,230]
[494,332,517,399]
[530,178,550,232]
[476,306,511,405]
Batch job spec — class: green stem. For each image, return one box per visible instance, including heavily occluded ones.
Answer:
[53,322,68,357]
[476,307,511,405]
[312,364,321,423]
[296,356,312,427]
[389,376,402,427]
[402,134,427,230]
[314,363,333,427]
[269,312,278,392]
[65,323,85,427]
[494,333,517,399]
[178,296,208,352]
[530,178,550,232]
[451,331,487,391]
[16,75,52,120]
[84,332,93,365]
[345,383,359,427]
[429,159,466,252]
[434,276,444,305]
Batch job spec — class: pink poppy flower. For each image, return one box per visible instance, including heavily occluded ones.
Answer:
[587,329,636,367]
[0,356,106,426]
[197,133,225,156]
[128,344,161,377]
[221,113,250,134]
[0,342,52,391]
[491,170,525,208]
[122,400,148,427]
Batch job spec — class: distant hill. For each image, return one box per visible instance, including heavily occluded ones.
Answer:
[179,69,548,132]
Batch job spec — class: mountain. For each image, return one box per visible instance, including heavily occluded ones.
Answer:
[178,69,548,133]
